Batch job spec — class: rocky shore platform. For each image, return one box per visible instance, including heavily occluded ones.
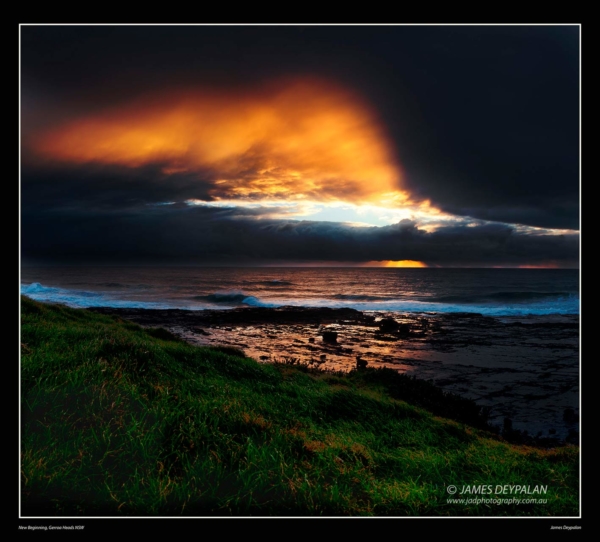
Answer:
[89,306,580,444]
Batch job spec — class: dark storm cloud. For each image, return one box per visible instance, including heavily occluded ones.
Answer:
[21,205,578,267]
[20,162,216,213]
[380,26,580,231]
[20,25,580,265]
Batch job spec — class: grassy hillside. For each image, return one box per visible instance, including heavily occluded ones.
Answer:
[20,296,579,516]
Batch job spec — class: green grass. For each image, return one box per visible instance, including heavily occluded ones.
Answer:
[20,296,579,516]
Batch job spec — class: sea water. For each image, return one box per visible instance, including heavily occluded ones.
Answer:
[20,266,579,317]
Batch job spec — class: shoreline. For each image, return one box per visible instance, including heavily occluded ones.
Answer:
[22,297,579,516]
[87,305,580,444]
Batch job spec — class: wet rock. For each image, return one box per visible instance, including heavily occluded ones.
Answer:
[86,305,579,444]
[379,318,399,332]
[322,331,338,343]
[398,323,411,336]
[356,356,368,370]
[566,428,579,444]
[563,408,578,423]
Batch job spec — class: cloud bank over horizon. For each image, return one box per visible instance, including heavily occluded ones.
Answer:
[21,25,579,267]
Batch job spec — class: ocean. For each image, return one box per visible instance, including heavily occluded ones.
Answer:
[20,267,579,317]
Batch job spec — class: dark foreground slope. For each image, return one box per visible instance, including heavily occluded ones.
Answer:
[20,297,579,516]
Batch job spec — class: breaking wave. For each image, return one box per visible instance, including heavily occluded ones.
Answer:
[21,282,579,315]
[20,282,171,309]
[332,293,389,302]
[193,291,276,308]
[432,291,576,304]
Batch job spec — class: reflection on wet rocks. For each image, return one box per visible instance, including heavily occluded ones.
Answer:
[89,306,579,443]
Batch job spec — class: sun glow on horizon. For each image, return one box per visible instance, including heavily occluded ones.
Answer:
[361,260,427,268]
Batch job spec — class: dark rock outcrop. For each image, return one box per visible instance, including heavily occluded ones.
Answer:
[322,331,338,343]
[378,318,399,332]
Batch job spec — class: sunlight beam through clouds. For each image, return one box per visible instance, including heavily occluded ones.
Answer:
[184,197,458,227]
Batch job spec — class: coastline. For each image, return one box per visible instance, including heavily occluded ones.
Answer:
[22,297,579,516]
[88,305,579,444]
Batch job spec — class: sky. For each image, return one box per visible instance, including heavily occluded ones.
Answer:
[20,24,580,268]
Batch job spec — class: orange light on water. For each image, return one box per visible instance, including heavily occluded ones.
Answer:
[517,264,560,269]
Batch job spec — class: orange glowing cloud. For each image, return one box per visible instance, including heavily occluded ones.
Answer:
[32,77,407,206]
